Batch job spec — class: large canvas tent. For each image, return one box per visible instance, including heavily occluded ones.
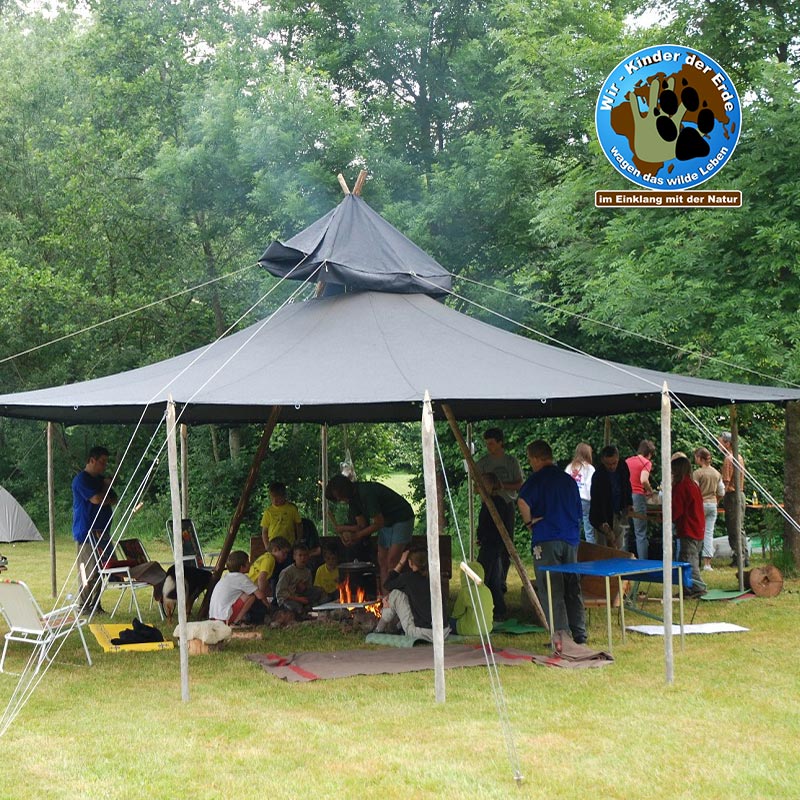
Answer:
[3,193,800,423]
[2,288,800,425]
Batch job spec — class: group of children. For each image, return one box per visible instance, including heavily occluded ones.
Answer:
[208,478,496,636]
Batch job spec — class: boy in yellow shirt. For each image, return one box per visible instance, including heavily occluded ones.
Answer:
[260,481,303,549]
[313,543,341,602]
[248,536,292,603]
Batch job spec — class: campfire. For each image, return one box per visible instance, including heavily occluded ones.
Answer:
[314,570,382,619]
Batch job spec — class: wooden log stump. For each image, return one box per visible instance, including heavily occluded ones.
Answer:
[744,565,784,598]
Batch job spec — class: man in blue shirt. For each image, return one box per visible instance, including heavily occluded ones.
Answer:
[518,440,586,645]
[72,446,117,611]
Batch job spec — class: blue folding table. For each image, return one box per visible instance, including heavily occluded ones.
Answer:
[538,558,693,653]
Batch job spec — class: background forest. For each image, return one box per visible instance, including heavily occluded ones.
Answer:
[1,0,798,552]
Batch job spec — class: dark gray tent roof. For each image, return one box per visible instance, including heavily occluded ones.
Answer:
[259,194,452,296]
[1,291,799,426]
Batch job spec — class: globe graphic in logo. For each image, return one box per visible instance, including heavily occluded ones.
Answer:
[596,45,741,190]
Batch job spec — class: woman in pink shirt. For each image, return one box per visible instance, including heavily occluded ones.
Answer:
[625,439,655,559]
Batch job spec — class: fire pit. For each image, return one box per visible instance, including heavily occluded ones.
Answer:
[312,561,382,621]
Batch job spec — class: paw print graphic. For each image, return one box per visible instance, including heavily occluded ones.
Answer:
[629,76,715,164]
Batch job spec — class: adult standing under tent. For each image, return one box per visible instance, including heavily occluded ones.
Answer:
[0,486,43,544]
[72,446,116,612]
[476,428,523,591]
[325,474,414,596]
[720,431,748,567]
[517,440,586,646]
[589,445,633,551]
[626,439,656,559]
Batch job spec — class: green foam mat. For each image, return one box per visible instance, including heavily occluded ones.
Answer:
[700,589,755,601]
[491,618,546,635]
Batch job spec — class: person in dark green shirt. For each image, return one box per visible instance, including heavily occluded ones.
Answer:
[325,474,414,595]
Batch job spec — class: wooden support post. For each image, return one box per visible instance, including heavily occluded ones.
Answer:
[352,169,368,196]
[198,406,282,618]
[467,422,475,561]
[731,406,745,592]
[784,401,800,571]
[441,403,548,628]
[47,422,56,598]
[321,424,329,537]
[180,424,189,518]
[422,392,446,703]
[337,173,351,194]
[167,399,190,702]
[660,382,674,685]
[603,417,612,446]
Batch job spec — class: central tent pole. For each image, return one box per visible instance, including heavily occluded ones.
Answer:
[321,424,329,537]
[180,424,189,518]
[422,392,446,702]
[441,403,549,628]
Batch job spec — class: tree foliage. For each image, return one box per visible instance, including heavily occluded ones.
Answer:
[1,0,798,559]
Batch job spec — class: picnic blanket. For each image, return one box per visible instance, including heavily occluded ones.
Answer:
[246,645,534,682]
[626,622,749,636]
[89,623,174,653]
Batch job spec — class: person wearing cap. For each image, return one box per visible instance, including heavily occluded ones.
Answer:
[719,432,748,567]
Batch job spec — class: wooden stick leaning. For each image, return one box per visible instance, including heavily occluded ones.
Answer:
[441,403,549,629]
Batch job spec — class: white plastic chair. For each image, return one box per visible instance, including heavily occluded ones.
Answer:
[0,580,93,674]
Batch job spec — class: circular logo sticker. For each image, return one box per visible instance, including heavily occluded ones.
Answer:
[596,45,741,190]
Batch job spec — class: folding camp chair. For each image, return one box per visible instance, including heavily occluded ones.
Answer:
[80,538,164,621]
[0,579,93,674]
[165,519,218,570]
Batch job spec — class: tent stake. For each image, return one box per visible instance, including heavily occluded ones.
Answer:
[422,392,446,703]
[198,406,282,618]
[441,403,549,629]
[167,398,190,702]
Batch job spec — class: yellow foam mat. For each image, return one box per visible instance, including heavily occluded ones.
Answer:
[89,623,174,653]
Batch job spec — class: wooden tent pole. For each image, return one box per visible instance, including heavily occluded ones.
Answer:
[731,405,745,592]
[441,403,548,628]
[321,424,329,537]
[198,406,282,618]
[660,382,675,685]
[422,392,446,703]
[167,399,190,702]
[603,417,612,446]
[337,173,351,195]
[180,423,189,518]
[352,169,368,196]
[47,422,56,598]
[467,422,475,561]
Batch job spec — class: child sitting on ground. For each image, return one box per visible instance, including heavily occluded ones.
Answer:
[450,560,493,636]
[275,543,324,617]
[375,547,450,642]
[209,550,270,625]
[260,481,303,549]
[248,536,292,604]
[313,542,341,602]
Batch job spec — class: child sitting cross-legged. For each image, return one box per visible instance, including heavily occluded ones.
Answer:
[375,547,450,642]
[247,536,292,606]
[275,544,325,618]
[208,550,270,626]
[313,542,341,603]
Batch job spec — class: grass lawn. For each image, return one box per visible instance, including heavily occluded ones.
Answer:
[1,535,798,799]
